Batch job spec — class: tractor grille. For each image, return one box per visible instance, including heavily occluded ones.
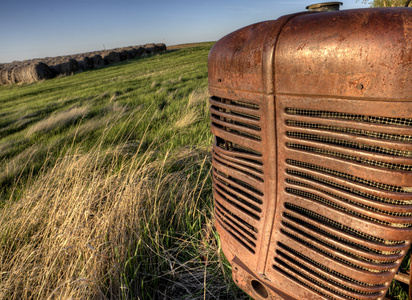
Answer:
[271,103,412,300]
[211,96,265,257]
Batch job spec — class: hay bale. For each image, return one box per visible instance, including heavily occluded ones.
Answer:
[49,58,80,75]
[102,51,120,65]
[135,46,145,57]
[0,67,13,85]
[144,43,156,55]
[126,47,138,58]
[126,46,145,59]
[78,56,94,70]
[12,62,54,84]
[91,55,104,68]
[155,43,167,52]
[117,50,130,61]
[10,67,17,84]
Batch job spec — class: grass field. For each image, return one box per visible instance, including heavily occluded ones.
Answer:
[0,42,409,299]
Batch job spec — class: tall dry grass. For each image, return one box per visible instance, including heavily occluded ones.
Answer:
[174,88,210,130]
[0,133,237,299]
[27,106,89,135]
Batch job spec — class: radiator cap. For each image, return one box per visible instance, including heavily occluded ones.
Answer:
[306,2,343,11]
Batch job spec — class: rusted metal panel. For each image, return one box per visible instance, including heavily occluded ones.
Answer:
[209,6,412,300]
[274,8,412,99]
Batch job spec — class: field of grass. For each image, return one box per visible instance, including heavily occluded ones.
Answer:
[0,43,213,202]
[0,42,410,299]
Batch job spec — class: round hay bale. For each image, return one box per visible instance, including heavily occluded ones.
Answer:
[126,48,139,58]
[155,43,167,52]
[12,64,27,83]
[50,58,80,75]
[102,51,120,64]
[0,67,13,85]
[10,67,17,84]
[133,46,145,58]
[117,50,130,61]
[78,56,94,70]
[35,62,54,80]
[91,55,104,68]
[12,62,54,84]
[144,43,156,55]
[84,56,94,69]
[68,59,80,73]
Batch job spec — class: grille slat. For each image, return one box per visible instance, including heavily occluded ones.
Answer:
[210,97,262,144]
[274,256,383,300]
[210,96,260,110]
[285,108,412,127]
[215,138,263,161]
[287,142,412,172]
[286,120,412,143]
[287,131,412,157]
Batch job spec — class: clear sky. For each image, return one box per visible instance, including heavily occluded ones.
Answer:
[0,0,370,63]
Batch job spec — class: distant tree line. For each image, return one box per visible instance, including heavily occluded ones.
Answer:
[359,0,411,7]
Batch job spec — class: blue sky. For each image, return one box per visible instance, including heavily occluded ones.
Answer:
[0,0,370,63]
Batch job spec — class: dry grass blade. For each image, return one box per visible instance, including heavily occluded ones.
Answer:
[27,106,89,135]
[175,108,199,129]
[187,89,209,108]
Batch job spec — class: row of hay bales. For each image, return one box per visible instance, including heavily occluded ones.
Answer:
[0,43,166,86]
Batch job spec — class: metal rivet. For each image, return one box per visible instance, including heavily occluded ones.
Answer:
[356,83,364,90]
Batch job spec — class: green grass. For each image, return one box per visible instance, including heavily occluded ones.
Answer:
[0,42,410,300]
[0,43,213,203]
